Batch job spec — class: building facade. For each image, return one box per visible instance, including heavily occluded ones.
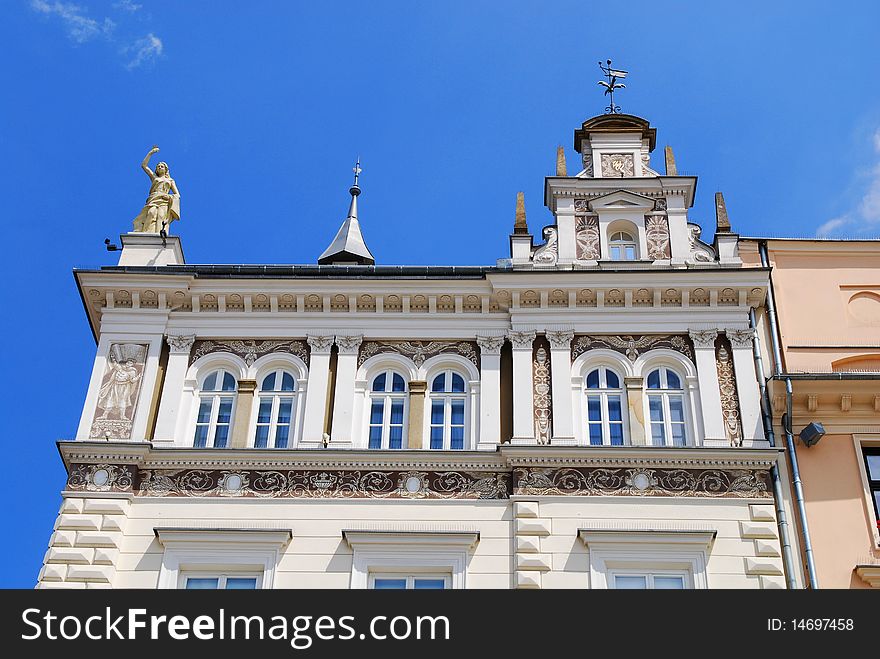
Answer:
[741,238,880,588]
[37,113,801,590]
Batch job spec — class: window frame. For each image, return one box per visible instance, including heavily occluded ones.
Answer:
[252,369,300,449]
[369,573,451,590]
[181,572,263,590]
[578,529,713,590]
[584,366,627,446]
[645,366,689,447]
[193,369,238,448]
[427,370,469,450]
[609,230,638,261]
[367,370,409,450]
[854,435,880,548]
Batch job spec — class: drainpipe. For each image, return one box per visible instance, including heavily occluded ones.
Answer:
[759,241,819,589]
[749,308,796,589]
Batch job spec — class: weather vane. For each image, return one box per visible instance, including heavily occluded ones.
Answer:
[352,158,362,188]
[597,59,627,114]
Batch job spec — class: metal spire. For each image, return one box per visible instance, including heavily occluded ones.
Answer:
[597,59,627,114]
[318,159,376,265]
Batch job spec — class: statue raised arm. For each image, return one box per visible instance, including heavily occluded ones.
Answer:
[132,146,181,234]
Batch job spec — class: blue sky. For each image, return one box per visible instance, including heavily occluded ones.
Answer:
[1,1,879,587]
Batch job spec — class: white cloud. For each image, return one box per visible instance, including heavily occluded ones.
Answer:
[30,0,115,43]
[113,0,142,12]
[817,128,880,237]
[125,33,162,69]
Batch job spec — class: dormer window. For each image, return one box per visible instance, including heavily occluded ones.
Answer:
[609,231,638,260]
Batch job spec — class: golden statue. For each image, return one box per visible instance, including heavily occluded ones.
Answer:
[132,146,180,233]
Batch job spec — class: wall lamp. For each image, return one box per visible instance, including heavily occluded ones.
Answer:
[799,422,826,447]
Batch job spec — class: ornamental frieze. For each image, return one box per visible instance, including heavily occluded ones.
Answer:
[67,463,136,492]
[513,466,772,498]
[571,334,694,363]
[135,468,509,500]
[190,339,310,367]
[358,340,480,369]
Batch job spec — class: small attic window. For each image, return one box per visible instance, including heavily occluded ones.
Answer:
[609,231,638,260]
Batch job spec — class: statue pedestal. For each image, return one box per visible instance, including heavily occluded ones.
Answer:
[117,233,185,267]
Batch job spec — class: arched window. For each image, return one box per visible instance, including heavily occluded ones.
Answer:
[646,367,687,447]
[585,366,625,446]
[194,369,237,448]
[368,371,408,449]
[428,370,467,450]
[609,231,638,261]
[255,370,297,448]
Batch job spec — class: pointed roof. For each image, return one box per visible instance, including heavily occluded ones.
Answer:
[318,160,376,266]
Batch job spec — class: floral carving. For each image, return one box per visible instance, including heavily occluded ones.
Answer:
[601,153,634,177]
[533,346,552,445]
[572,334,694,362]
[507,330,536,350]
[335,335,363,354]
[190,339,309,367]
[476,335,505,355]
[166,334,196,354]
[726,329,755,349]
[358,340,479,369]
[136,469,510,499]
[581,152,593,177]
[716,337,743,446]
[67,463,135,492]
[513,467,771,498]
[645,215,671,260]
[688,329,718,349]
[89,343,148,439]
[307,335,334,354]
[575,215,601,260]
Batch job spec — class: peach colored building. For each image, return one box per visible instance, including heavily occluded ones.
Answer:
[741,238,880,588]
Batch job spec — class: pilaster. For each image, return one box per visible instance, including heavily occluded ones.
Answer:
[476,335,505,450]
[153,334,195,445]
[508,330,537,444]
[300,335,334,448]
[329,335,363,448]
[546,328,575,445]
[727,328,766,446]
[229,380,256,448]
[407,381,427,449]
[689,329,725,445]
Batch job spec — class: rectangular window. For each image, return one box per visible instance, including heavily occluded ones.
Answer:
[611,571,688,589]
[183,573,261,590]
[389,400,404,449]
[369,574,449,590]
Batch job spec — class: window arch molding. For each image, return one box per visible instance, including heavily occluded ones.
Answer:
[420,354,480,451]
[180,354,248,448]
[247,353,309,449]
[571,349,634,447]
[634,350,701,447]
[355,354,418,450]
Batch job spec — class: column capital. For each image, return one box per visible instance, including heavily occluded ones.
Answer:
[165,334,195,354]
[688,329,718,349]
[546,329,575,350]
[507,330,537,350]
[237,379,257,394]
[307,334,335,354]
[409,380,428,393]
[335,334,363,355]
[726,328,755,349]
[476,335,505,355]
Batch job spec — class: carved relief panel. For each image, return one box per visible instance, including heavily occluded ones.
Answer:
[533,337,552,445]
[716,335,743,446]
[575,215,601,260]
[645,215,672,260]
[601,153,635,177]
[89,343,149,439]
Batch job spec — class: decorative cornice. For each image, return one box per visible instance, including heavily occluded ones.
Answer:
[572,334,694,362]
[689,329,719,349]
[190,339,309,367]
[508,330,537,350]
[165,334,195,354]
[335,334,363,355]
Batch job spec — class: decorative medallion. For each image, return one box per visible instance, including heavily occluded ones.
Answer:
[654,198,668,211]
[135,468,510,499]
[716,336,743,447]
[513,466,772,498]
[601,153,634,177]
[190,339,309,367]
[89,343,148,440]
[574,199,590,212]
[532,226,558,266]
[645,216,671,260]
[571,335,694,362]
[533,345,552,445]
[358,340,479,369]
[67,463,135,492]
[575,215,601,260]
